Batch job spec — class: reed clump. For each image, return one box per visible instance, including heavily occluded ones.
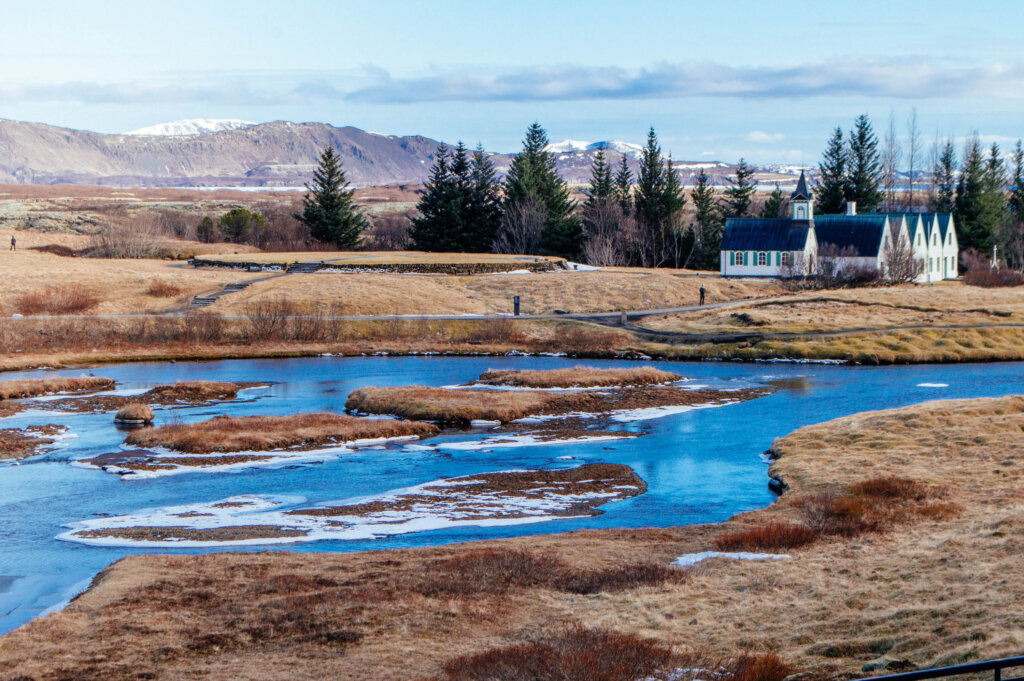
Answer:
[114,403,154,424]
[0,376,114,400]
[125,412,439,453]
[476,365,681,388]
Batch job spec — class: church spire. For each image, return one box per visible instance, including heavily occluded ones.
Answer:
[791,170,813,221]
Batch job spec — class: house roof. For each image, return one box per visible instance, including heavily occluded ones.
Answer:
[791,171,812,201]
[813,215,889,257]
[721,218,812,252]
[937,214,953,241]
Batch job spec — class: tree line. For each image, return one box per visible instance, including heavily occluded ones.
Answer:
[815,111,1024,270]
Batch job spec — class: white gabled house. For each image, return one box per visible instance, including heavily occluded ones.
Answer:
[720,170,958,281]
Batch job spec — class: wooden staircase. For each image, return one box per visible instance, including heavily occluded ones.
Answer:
[286,261,322,274]
[189,281,254,310]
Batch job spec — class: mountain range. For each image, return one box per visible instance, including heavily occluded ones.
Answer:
[0,118,807,188]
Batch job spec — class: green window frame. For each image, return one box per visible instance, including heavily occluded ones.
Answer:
[776,252,781,266]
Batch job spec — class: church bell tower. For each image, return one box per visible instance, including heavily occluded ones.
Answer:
[791,170,813,221]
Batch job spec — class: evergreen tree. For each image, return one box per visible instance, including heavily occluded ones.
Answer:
[931,139,957,213]
[687,168,722,269]
[759,184,787,219]
[613,155,633,213]
[662,156,690,267]
[218,208,265,244]
[503,122,581,258]
[466,145,503,251]
[584,145,615,209]
[410,143,455,251]
[980,142,1009,256]
[196,215,216,243]
[720,158,756,218]
[297,146,367,249]
[955,135,989,252]
[846,114,883,212]
[1010,140,1024,219]
[634,127,666,231]
[816,127,848,214]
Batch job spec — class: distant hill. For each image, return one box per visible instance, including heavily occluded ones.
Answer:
[0,118,809,188]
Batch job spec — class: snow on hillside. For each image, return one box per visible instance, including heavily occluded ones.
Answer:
[546,139,644,158]
[125,119,256,136]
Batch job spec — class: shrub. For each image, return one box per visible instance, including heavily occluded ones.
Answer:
[731,652,794,681]
[16,285,99,315]
[850,476,928,501]
[962,249,1024,287]
[440,625,674,681]
[146,279,183,297]
[714,523,817,551]
[29,244,77,257]
[114,403,154,424]
[183,311,225,343]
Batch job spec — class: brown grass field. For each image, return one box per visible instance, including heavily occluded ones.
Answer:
[475,365,681,388]
[0,376,113,399]
[1,396,1021,679]
[124,412,440,453]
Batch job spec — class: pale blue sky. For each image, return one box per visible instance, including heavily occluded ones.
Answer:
[1,0,1022,162]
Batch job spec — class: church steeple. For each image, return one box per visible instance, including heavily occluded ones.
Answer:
[791,170,813,221]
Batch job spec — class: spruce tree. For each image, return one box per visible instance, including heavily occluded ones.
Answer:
[846,114,883,212]
[759,184,787,218]
[584,145,615,209]
[663,156,690,267]
[955,135,989,252]
[613,156,633,213]
[687,167,722,269]
[931,139,957,213]
[1010,140,1024,219]
[816,127,848,214]
[297,146,368,249]
[410,143,455,251]
[503,122,581,258]
[720,158,756,218]
[466,145,502,251]
[980,142,1009,255]
[634,127,666,231]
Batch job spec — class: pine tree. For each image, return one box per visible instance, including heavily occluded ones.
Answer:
[816,127,848,214]
[720,158,756,218]
[410,143,455,251]
[931,139,957,213]
[1010,140,1024,219]
[466,145,502,251]
[662,156,690,267]
[613,156,633,213]
[584,145,615,209]
[218,208,264,244]
[687,168,722,269]
[297,146,368,249]
[502,122,581,258]
[634,127,666,231]
[846,114,883,212]
[980,142,1009,256]
[759,184,787,218]
[955,135,989,252]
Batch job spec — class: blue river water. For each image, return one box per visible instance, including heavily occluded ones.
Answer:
[1,355,1022,635]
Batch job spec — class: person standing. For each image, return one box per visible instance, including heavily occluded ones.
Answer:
[699,283,706,306]
[9,235,15,251]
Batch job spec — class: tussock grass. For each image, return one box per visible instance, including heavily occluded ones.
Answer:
[15,284,99,315]
[114,403,153,424]
[0,428,54,460]
[714,522,817,552]
[145,279,183,297]
[125,412,439,453]
[477,365,680,388]
[347,386,551,424]
[144,381,237,402]
[0,376,113,400]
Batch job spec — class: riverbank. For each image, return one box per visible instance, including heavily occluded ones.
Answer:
[2,395,1020,679]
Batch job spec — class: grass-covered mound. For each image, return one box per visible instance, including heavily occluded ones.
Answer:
[475,365,681,388]
[0,376,113,400]
[125,412,439,454]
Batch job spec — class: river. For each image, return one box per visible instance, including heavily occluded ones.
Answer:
[1,355,1022,634]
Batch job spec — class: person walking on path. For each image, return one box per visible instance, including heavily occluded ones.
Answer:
[699,283,706,306]
[9,235,14,251]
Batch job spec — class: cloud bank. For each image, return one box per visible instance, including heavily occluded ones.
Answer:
[2,58,1023,107]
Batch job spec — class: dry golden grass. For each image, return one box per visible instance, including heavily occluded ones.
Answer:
[476,365,681,388]
[114,403,154,423]
[345,383,753,426]
[124,412,439,453]
[3,396,1022,680]
[0,376,113,399]
[194,250,563,266]
[144,381,238,402]
[0,428,55,460]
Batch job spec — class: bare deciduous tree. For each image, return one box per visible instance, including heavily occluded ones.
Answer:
[881,112,902,210]
[493,196,546,255]
[582,199,633,266]
[906,108,921,210]
[882,223,922,284]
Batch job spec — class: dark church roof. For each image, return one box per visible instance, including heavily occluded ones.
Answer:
[791,170,812,201]
[814,215,888,257]
[721,218,812,251]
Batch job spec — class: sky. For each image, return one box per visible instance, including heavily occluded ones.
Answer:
[1,0,1023,164]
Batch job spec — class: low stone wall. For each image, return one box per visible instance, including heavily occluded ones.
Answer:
[191,258,563,275]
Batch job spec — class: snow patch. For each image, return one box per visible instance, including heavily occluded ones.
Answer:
[917,382,949,388]
[672,551,791,566]
[125,118,255,136]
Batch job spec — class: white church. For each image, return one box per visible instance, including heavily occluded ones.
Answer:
[719,172,958,283]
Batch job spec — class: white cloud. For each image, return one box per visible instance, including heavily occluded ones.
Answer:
[746,130,785,143]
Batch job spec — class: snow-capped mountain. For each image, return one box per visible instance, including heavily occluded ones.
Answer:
[546,139,644,158]
[124,119,256,136]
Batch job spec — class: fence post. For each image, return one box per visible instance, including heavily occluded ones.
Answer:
[514,296,520,317]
